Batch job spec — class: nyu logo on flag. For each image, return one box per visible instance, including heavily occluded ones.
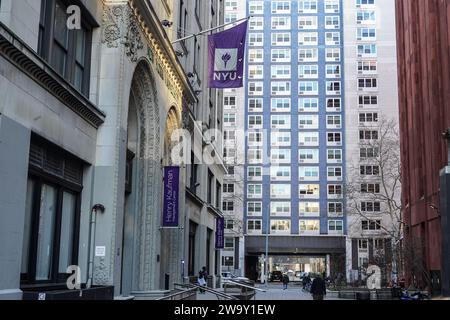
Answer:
[208,21,248,88]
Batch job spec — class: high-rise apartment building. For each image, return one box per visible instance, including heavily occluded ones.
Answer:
[243,0,347,281]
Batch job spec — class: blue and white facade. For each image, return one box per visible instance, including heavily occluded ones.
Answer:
[242,0,347,281]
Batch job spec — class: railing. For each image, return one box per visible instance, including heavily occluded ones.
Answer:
[223,280,265,300]
[156,287,198,301]
[175,283,239,301]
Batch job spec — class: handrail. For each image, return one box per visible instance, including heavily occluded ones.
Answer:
[175,283,238,300]
[223,280,267,292]
[156,287,198,301]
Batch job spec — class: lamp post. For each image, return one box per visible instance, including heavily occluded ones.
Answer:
[265,202,270,288]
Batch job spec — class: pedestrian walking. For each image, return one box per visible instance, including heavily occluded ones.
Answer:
[282,273,290,290]
[310,275,327,300]
[198,270,206,294]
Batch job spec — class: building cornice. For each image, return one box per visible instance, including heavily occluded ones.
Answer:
[0,22,106,129]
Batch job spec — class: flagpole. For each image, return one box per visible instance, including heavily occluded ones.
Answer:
[172,16,252,45]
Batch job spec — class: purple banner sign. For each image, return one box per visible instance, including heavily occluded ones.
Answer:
[208,21,248,88]
[162,166,180,228]
[216,217,225,249]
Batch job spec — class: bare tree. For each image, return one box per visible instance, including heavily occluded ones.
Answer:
[345,117,404,284]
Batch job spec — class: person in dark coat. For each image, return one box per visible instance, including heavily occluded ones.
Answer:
[310,275,327,300]
[282,273,290,290]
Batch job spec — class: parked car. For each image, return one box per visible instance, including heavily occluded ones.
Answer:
[269,271,283,282]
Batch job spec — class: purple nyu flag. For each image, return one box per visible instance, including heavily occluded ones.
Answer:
[215,217,225,249]
[208,21,248,88]
[162,166,180,228]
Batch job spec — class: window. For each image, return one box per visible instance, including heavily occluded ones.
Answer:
[327,132,342,146]
[358,44,377,57]
[224,96,236,109]
[299,132,319,146]
[362,220,382,231]
[270,184,291,199]
[299,65,319,79]
[299,202,320,217]
[271,167,291,181]
[225,219,235,230]
[248,149,263,164]
[299,82,319,95]
[359,112,379,123]
[360,165,380,176]
[249,33,264,46]
[299,0,318,13]
[299,220,320,235]
[271,81,291,95]
[248,131,263,147]
[224,113,236,126]
[299,184,320,198]
[358,61,377,73]
[299,16,318,29]
[249,65,264,79]
[271,1,291,13]
[271,220,291,234]
[358,78,378,90]
[328,184,343,198]
[224,130,236,143]
[325,0,340,13]
[272,16,291,30]
[248,184,263,199]
[223,201,234,212]
[361,201,381,213]
[271,98,291,112]
[359,95,378,107]
[271,149,291,164]
[249,82,264,96]
[359,130,379,141]
[299,149,319,163]
[249,98,263,112]
[299,167,320,181]
[248,115,263,129]
[356,0,375,6]
[299,98,319,112]
[357,10,376,23]
[357,28,376,40]
[249,49,264,63]
[327,98,341,111]
[248,166,263,180]
[326,81,341,95]
[360,148,379,160]
[249,16,264,30]
[327,149,342,163]
[224,237,235,251]
[361,183,381,194]
[39,0,93,94]
[271,132,291,146]
[326,48,341,62]
[247,202,263,216]
[272,33,291,46]
[325,16,340,29]
[249,1,264,14]
[225,13,237,23]
[223,183,235,194]
[328,202,343,216]
[327,115,342,129]
[299,48,318,62]
[299,115,319,129]
[326,65,341,78]
[327,167,343,180]
[271,66,291,79]
[299,32,318,46]
[325,32,340,45]
[271,115,291,129]
[270,202,291,217]
[247,220,262,234]
[328,220,343,234]
[271,49,291,63]
[22,137,83,284]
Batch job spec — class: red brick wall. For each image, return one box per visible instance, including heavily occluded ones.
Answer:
[396,0,450,273]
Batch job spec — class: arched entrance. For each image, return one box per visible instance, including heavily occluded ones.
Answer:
[121,60,162,296]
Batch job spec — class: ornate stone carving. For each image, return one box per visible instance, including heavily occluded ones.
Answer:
[102,3,144,62]
[94,257,109,285]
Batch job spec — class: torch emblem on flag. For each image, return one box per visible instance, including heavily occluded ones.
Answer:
[208,21,248,88]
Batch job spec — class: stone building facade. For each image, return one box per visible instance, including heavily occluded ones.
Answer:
[0,0,225,300]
